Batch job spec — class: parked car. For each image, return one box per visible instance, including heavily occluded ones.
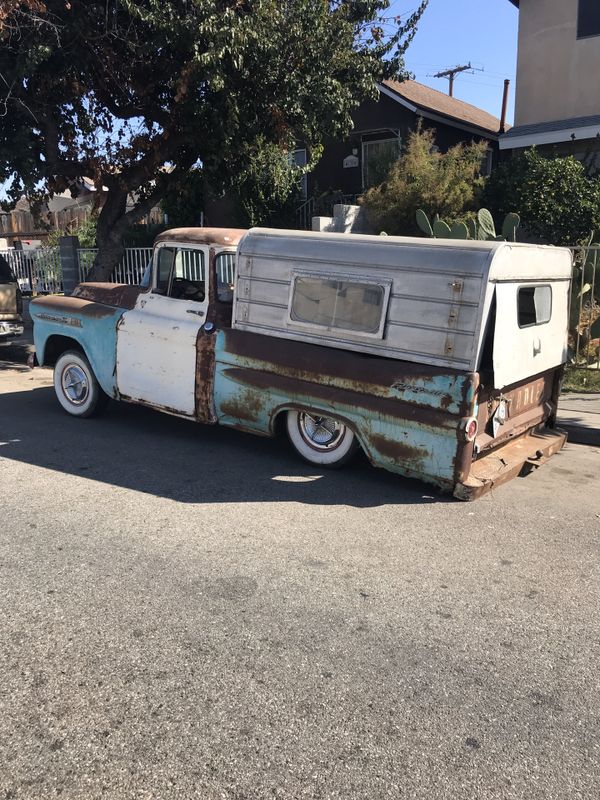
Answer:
[29,227,572,500]
[0,253,24,339]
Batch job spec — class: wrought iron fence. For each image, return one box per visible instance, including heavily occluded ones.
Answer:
[0,248,63,294]
[570,245,600,370]
[78,247,153,284]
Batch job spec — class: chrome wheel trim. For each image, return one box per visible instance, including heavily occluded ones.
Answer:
[297,413,345,451]
[61,364,90,406]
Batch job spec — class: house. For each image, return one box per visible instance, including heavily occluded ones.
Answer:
[500,0,600,159]
[299,78,506,217]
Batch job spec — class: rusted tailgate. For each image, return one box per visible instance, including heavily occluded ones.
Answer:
[475,370,559,454]
[455,426,567,500]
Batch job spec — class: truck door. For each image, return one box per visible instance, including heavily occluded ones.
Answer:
[116,244,210,417]
[492,280,569,389]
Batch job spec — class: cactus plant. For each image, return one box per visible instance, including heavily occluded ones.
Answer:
[477,209,496,239]
[416,208,433,237]
[415,209,520,242]
[450,222,469,240]
[502,212,521,242]
[433,219,452,238]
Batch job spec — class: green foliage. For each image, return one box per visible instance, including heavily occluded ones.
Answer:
[161,170,204,228]
[0,0,428,278]
[46,214,98,248]
[484,148,600,246]
[362,124,488,236]
[228,138,307,228]
[416,208,520,242]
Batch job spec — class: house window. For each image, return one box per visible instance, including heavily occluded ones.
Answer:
[362,138,401,189]
[289,273,390,338]
[578,0,600,38]
[518,285,552,328]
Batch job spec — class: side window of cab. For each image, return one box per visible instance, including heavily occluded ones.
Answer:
[153,245,207,303]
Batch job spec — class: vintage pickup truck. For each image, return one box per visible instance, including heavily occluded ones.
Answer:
[30,227,572,500]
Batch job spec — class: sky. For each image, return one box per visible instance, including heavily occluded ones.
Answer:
[394,0,520,124]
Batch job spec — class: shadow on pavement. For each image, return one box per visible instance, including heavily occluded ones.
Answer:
[0,381,445,508]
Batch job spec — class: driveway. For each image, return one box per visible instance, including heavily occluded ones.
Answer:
[0,362,599,800]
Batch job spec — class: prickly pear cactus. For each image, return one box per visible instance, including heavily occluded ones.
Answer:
[502,212,520,242]
[477,209,496,240]
[416,209,433,237]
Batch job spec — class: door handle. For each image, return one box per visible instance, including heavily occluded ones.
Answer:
[533,338,542,356]
[186,309,205,318]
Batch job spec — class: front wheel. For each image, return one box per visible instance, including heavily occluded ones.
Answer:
[286,410,358,468]
[54,350,109,418]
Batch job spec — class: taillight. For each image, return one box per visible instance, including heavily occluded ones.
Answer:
[460,416,478,442]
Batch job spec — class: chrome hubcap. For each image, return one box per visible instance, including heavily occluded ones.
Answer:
[61,364,89,405]
[298,413,344,451]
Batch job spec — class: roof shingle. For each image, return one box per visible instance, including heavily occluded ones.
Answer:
[382,79,504,136]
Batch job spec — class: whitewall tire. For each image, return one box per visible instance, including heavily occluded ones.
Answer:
[286,410,358,468]
[54,350,108,418]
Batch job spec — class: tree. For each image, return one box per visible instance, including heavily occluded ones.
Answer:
[361,124,488,235]
[0,0,428,280]
[484,148,600,246]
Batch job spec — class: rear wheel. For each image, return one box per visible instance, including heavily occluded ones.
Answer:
[286,409,358,468]
[54,350,109,418]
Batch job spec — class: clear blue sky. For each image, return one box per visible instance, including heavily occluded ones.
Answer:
[394,0,519,124]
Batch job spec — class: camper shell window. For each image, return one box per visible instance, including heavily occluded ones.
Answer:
[289,273,390,338]
[518,285,552,328]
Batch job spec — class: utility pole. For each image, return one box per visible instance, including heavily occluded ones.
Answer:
[433,63,473,97]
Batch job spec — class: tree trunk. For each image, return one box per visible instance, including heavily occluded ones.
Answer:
[87,190,128,282]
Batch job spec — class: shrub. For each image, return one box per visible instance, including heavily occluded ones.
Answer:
[484,148,600,246]
[361,124,488,236]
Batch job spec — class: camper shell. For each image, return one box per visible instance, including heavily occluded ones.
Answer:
[233,229,572,390]
[29,227,572,500]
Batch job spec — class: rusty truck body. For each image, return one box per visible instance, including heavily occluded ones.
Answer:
[29,227,572,500]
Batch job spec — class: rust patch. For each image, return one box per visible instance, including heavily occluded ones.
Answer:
[440,393,453,411]
[222,366,455,431]
[219,389,263,423]
[369,434,428,466]
[455,426,567,501]
[72,282,143,309]
[155,227,247,248]
[223,329,473,415]
[195,329,217,424]
[31,294,117,319]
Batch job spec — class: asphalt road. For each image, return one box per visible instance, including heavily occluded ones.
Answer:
[1,355,600,800]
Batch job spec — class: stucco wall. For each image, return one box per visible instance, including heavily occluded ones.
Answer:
[515,0,600,125]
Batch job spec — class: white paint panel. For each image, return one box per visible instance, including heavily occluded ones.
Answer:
[492,281,570,389]
[116,292,205,415]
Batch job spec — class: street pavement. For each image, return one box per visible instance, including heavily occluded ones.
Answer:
[1,346,600,799]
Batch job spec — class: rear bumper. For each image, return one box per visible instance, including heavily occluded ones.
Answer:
[454,425,568,501]
[0,321,24,338]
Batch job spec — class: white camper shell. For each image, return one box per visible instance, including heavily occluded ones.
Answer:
[234,229,572,389]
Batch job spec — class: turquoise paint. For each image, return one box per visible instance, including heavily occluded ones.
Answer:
[30,303,124,397]
[213,330,463,489]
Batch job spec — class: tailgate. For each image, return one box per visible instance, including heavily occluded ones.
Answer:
[474,369,560,455]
